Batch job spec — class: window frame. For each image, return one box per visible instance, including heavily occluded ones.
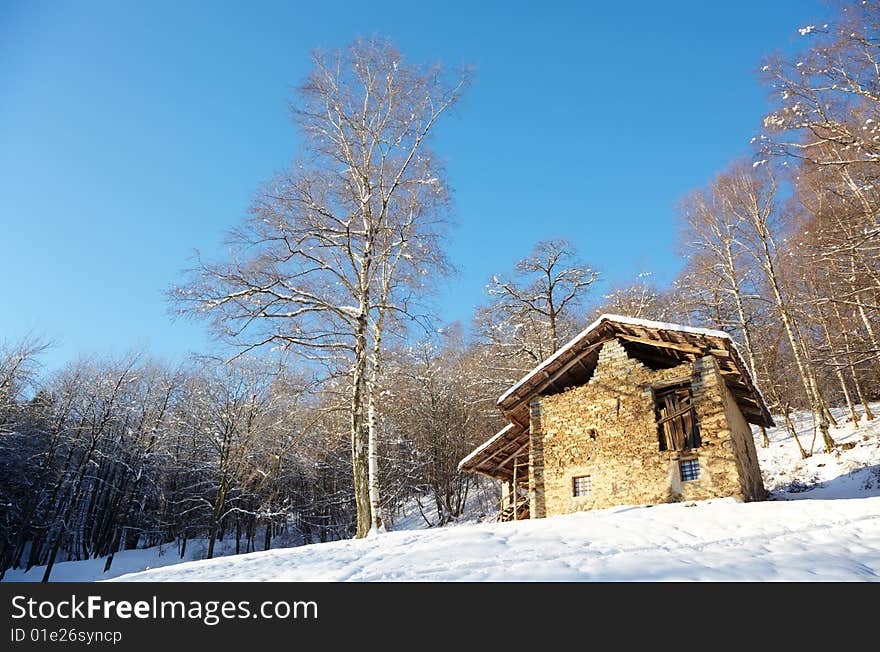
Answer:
[572,474,593,498]
[654,381,701,452]
[679,458,700,482]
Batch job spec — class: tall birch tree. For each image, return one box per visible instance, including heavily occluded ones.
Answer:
[172,38,468,537]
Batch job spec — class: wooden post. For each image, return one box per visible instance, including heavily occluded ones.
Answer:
[500,479,511,522]
[511,461,518,521]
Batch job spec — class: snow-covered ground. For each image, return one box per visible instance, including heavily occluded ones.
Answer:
[1,530,303,583]
[758,403,880,500]
[4,402,879,582]
[110,496,880,581]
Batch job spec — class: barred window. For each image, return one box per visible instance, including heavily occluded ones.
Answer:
[573,475,592,497]
[679,458,700,482]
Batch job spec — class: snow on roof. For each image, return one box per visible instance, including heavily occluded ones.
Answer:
[457,423,515,471]
[497,314,733,406]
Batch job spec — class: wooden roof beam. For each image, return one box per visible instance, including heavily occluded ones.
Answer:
[508,412,528,427]
[488,440,530,474]
[623,346,690,367]
[540,341,604,393]
[617,333,704,355]
[648,374,697,390]
[473,468,511,481]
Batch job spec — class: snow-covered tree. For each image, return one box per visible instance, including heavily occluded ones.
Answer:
[171,38,469,538]
[477,239,598,371]
[590,272,672,322]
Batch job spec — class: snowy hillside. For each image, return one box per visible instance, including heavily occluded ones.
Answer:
[757,405,880,500]
[5,403,880,582]
[1,531,303,583]
[110,496,880,581]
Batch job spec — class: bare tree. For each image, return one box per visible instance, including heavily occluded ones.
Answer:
[0,337,50,429]
[590,272,672,322]
[678,167,775,446]
[0,348,362,581]
[754,1,880,436]
[759,1,880,168]
[381,327,499,526]
[722,164,834,454]
[479,239,598,365]
[172,38,469,538]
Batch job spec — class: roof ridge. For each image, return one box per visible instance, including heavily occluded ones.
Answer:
[497,314,732,406]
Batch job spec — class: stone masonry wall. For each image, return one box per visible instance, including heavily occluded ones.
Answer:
[528,397,546,518]
[715,361,766,501]
[537,338,758,516]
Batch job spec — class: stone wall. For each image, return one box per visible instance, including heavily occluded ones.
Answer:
[528,397,547,518]
[535,338,762,517]
[715,362,766,501]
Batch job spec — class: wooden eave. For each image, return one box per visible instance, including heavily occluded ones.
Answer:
[457,423,530,482]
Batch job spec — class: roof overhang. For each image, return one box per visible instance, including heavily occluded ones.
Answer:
[457,423,529,482]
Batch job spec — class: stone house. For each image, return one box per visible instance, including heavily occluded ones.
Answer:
[458,315,773,521]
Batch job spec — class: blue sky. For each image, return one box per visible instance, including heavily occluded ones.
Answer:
[1,0,828,372]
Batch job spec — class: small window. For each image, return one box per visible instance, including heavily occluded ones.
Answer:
[679,458,700,482]
[655,382,701,451]
[573,475,592,497]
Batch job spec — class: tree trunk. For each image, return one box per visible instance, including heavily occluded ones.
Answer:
[759,234,833,454]
[366,379,383,533]
[831,299,875,421]
[849,254,880,367]
[41,533,62,582]
[206,482,227,560]
[728,249,769,447]
[781,406,807,458]
[366,323,386,534]
[855,292,880,362]
[102,527,122,574]
[351,312,372,539]
[206,523,217,560]
[852,369,876,421]
[817,303,859,424]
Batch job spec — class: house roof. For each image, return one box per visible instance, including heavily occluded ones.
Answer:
[458,314,775,481]
[456,423,526,476]
[457,422,530,481]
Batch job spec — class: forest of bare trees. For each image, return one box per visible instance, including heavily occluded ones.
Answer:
[670,2,880,454]
[1,3,878,580]
[0,332,506,580]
